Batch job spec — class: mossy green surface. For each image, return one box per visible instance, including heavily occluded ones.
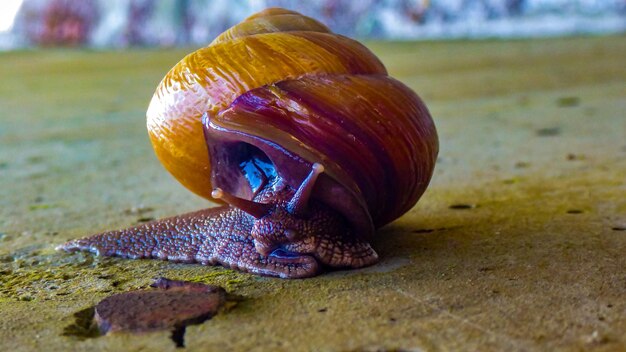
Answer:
[1,36,625,351]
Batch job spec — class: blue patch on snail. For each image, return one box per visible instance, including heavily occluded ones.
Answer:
[269,248,301,259]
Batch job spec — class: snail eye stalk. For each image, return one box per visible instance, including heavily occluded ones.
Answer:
[212,188,272,219]
[287,163,324,216]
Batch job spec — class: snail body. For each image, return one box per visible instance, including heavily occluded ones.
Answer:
[59,8,438,278]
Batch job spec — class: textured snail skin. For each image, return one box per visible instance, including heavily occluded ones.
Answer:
[58,8,438,278]
[60,182,378,278]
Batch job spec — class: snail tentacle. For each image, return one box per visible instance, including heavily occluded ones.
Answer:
[287,162,324,216]
[211,188,271,219]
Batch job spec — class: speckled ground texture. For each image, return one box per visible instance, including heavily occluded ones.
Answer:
[1,36,625,352]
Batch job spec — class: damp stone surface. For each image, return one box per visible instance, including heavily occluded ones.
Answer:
[0,36,625,351]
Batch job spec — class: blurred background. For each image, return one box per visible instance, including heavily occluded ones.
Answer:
[0,0,624,49]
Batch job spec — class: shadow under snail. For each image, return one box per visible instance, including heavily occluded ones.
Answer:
[58,8,439,279]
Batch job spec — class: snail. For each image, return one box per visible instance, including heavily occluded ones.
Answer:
[58,8,439,279]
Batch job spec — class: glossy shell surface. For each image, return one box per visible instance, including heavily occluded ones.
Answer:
[146,8,438,237]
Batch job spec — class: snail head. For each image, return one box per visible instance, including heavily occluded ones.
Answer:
[212,163,334,258]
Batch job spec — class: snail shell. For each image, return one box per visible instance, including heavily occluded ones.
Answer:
[146,8,438,239]
[59,8,438,278]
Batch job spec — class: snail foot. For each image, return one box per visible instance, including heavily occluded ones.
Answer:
[311,236,379,269]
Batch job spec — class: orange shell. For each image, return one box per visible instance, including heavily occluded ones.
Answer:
[147,8,438,237]
[146,8,386,201]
